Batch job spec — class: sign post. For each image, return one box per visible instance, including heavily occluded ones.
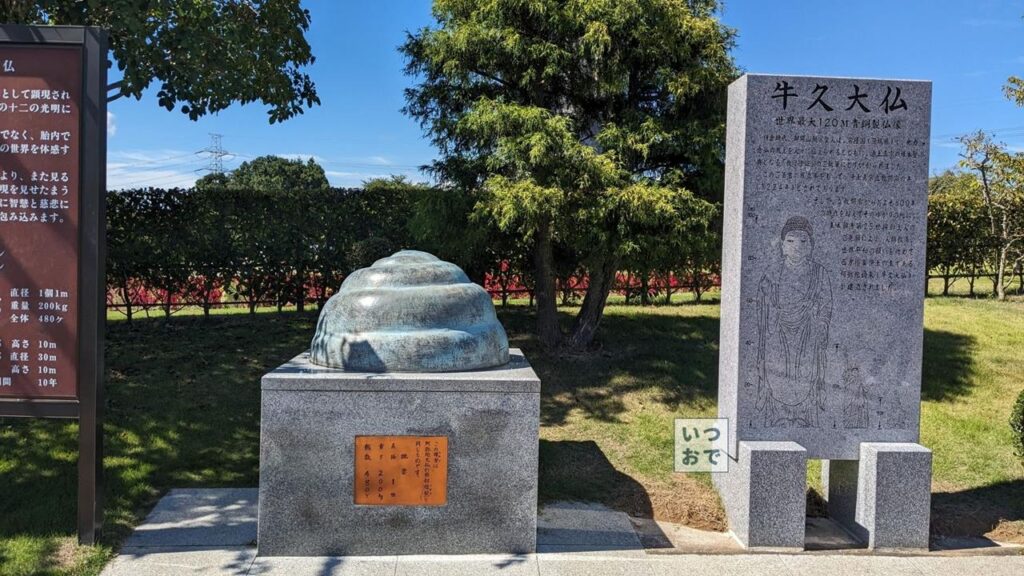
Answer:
[0,25,107,546]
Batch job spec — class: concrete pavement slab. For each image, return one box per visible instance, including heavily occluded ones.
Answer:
[103,488,1024,576]
[536,501,642,551]
[782,554,927,576]
[536,545,647,557]
[647,554,795,576]
[537,556,656,576]
[247,555,397,576]
[124,488,257,548]
[912,555,1024,576]
[100,546,255,576]
[395,554,538,575]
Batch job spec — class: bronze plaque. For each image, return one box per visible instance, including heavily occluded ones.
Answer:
[0,45,82,400]
[355,435,448,506]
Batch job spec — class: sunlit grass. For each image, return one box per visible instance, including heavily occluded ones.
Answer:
[2,295,1022,574]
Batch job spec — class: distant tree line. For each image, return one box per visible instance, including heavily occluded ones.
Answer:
[104,152,1021,326]
[927,133,1024,299]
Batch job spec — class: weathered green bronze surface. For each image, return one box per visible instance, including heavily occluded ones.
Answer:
[310,250,510,372]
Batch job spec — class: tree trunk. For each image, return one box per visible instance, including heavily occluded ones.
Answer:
[317,282,328,309]
[997,248,1008,300]
[640,273,650,306]
[533,220,561,349]
[119,281,133,325]
[295,269,306,312]
[565,254,618,351]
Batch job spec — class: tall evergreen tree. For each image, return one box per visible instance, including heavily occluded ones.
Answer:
[403,0,737,350]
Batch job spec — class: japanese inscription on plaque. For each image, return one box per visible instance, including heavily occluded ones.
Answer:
[718,74,931,460]
[354,435,448,506]
[0,45,81,400]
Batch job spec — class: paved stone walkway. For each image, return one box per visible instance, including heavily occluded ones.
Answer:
[101,489,1024,576]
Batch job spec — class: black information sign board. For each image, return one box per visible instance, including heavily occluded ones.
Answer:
[0,25,106,546]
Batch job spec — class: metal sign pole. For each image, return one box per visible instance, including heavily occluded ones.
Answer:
[77,25,107,546]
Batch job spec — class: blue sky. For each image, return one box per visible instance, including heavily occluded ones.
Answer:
[107,0,1024,190]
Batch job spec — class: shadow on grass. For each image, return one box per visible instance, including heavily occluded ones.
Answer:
[1,305,992,556]
[931,479,1024,540]
[538,439,655,519]
[4,305,707,549]
[921,328,976,402]
[498,307,720,426]
[0,311,320,546]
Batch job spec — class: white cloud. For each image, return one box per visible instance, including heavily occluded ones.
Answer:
[323,168,426,188]
[324,171,391,178]
[107,149,203,190]
[104,149,430,189]
[106,111,116,137]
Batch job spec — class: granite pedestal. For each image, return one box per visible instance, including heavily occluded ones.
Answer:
[713,441,808,549]
[257,349,540,556]
[823,442,932,550]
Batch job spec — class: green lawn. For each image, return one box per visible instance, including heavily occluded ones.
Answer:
[926,275,1024,298]
[2,295,1022,575]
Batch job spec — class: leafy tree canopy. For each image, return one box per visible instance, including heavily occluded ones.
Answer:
[927,171,991,278]
[2,0,319,123]
[196,155,328,191]
[956,132,1024,299]
[402,0,736,349]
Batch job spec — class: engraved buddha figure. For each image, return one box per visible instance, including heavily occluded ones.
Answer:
[842,365,869,429]
[755,216,833,428]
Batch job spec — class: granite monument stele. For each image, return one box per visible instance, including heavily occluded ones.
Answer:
[715,74,933,550]
[258,250,541,556]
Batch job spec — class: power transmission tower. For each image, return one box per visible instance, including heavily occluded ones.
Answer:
[201,133,228,175]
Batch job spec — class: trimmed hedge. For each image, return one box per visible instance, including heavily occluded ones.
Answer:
[106,186,416,319]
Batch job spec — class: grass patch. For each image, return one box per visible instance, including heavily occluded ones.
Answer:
[1,296,1022,574]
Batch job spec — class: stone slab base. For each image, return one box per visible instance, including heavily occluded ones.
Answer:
[257,349,540,556]
[823,442,932,550]
[103,489,1024,575]
[713,441,807,549]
